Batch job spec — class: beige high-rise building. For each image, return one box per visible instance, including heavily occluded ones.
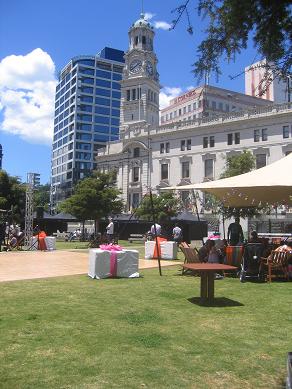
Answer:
[245,59,291,103]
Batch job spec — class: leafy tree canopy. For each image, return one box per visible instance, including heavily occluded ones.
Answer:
[34,184,50,211]
[135,192,182,223]
[0,170,26,223]
[220,149,255,178]
[171,0,292,81]
[59,171,123,221]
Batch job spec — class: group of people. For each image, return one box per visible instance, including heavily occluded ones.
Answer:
[148,222,183,243]
[0,223,25,251]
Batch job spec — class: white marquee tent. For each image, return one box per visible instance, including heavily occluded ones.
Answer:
[166,153,292,207]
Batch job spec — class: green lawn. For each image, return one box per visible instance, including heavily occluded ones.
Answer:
[1,267,291,388]
[55,240,185,261]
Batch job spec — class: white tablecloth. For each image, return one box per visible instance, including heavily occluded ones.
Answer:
[145,241,178,260]
[88,249,139,279]
[29,236,56,250]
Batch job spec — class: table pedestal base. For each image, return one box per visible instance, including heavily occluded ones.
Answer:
[200,272,215,303]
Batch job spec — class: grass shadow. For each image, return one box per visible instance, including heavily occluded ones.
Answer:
[187,297,244,307]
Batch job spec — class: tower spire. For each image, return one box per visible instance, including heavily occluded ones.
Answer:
[141,0,144,17]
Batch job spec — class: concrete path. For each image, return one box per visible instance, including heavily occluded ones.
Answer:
[0,250,181,282]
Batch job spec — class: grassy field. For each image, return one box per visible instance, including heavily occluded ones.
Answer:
[1,266,291,388]
[55,240,185,261]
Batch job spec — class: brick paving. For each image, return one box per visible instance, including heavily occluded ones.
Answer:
[0,250,181,282]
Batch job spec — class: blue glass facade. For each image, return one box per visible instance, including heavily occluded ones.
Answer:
[50,47,124,210]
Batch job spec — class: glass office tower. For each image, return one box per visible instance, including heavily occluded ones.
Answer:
[50,47,124,213]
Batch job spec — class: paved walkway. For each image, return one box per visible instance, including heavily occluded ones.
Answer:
[0,249,181,282]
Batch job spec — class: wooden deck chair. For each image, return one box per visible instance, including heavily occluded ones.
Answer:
[260,250,289,282]
[179,241,190,249]
[224,245,244,276]
[180,246,201,275]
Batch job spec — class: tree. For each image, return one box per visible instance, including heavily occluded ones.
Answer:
[212,151,260,219]
[135,191,182,223]
[220,149,255,179]
[34,184,50,211]
[59,171,123,234]
[0,170,26,224]
[171,0,292,82]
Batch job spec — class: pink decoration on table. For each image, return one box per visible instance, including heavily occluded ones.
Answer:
[110,251,118,277]
[99,244,124,277]
[99,244,123,251]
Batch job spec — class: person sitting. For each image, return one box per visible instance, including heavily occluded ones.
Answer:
[198,239,213,262]
[207,240,221,263]
[248,230,262,243]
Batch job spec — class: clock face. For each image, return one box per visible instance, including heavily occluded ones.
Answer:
[146,60,153,75]
[130,59,142,74]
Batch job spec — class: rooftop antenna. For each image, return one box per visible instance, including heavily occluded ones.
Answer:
[141,0,144,16]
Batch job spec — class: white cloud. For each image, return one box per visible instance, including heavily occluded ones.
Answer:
[186,85,195,91]
[144,12,155,21]
[159,86,183,109]
[144,11,171,30]
[153,21,172,30]
[0,48,57,145]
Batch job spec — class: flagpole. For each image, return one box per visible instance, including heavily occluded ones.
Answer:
[149,189,162,276]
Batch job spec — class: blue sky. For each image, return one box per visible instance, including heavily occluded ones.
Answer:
[0,0,261,184]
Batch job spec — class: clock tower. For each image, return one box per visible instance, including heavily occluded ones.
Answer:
[120,13,160,134]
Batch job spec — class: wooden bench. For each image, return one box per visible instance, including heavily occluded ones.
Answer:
[260,250,289,282]
[128,234,146,243]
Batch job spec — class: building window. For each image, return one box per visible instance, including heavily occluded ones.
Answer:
[187,139,191,150]
[193,102,197,110]
[178,108,182,116]
[126,90,130,101]
[132,193,140,208]
[188,104,191,112]
[254,129,260,142]
[181,140,185,151]
[183,106,186,114]
[256,154,266,169]
[262,128,268,141]
[283,125,290,138]
[160,142,170,154]
[161,163,168,180]
[133,166,139,182]
[227,133,233,145]
[210,136,215,147]
[235,132,240,144]
[204,159,214,179]
[212,101,216,109]
[133,147,140,158]
[132,89,136,100]
[182,161,190,178]
[203,137,208,148]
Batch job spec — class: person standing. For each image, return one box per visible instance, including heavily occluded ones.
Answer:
[150,222,161,237]
[227,217,244,246]
[172,223,182,243]
[106,217,114,242]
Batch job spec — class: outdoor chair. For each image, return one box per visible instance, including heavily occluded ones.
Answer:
[224,245,244,276]
[179,241,190,249]
[260,250,289,282]
[180,246,201,275]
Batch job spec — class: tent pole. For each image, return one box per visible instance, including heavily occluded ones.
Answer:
[192,190,205,246]
[149,189,162,276]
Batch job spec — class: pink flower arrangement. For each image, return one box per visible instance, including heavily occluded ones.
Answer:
[99,244,123,251]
